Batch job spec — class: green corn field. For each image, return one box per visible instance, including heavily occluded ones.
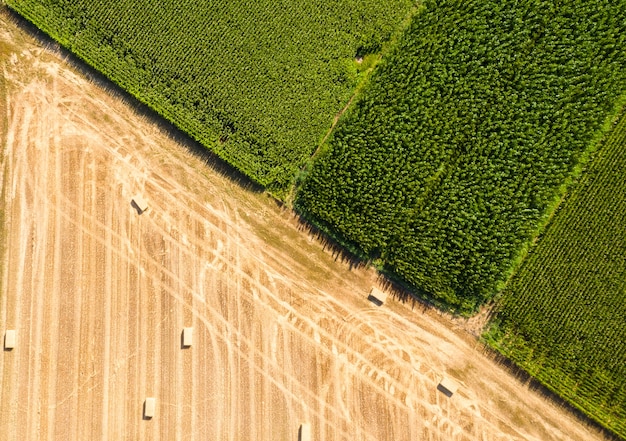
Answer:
[5,0,415,193]
[5,0,626,436]
[484,110,626,438]
[296,0,626,312]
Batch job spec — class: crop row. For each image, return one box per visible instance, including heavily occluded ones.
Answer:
[296,0,626,311]
[6,0,415,194]
[485,110,626,438]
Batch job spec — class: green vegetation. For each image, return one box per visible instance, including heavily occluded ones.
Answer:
[296,0,626,311]
[6,1,626,434]
[5,0,415,193]
[484,110,626,438]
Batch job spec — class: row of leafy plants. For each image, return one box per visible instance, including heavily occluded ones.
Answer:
[484,109,626,438]
[6,0,626,435]
[5,0,415,194]
[296,0,626,312]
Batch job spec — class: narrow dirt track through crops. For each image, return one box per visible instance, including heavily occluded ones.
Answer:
[0,11,610,441]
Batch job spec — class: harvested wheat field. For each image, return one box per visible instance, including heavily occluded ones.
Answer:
[0,10,610,441]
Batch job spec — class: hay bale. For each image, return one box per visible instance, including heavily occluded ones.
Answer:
[367,287,388,306]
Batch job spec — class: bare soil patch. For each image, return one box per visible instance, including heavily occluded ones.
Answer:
[0,10,611,441]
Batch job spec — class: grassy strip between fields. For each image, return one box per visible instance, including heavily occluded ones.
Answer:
[484,108,626,438]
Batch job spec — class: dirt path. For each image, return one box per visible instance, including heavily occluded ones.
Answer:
[0,11,610,441]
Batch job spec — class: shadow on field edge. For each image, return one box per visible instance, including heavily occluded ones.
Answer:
[1,5,264,195]
[8,10,621,439]
[479,344,624,441]
[4,4,436,316]
[290,208,440,314]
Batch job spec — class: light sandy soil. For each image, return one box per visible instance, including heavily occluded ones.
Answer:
[0,10,611,441]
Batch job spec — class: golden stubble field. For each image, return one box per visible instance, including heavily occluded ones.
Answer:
[0,10,609,441]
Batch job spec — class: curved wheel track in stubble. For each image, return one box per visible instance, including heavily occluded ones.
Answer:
[0,13,609,441]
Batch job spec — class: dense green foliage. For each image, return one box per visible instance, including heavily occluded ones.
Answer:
[484,111,626,438]
[6,0,415,193]
[296,0,626,311]
[6,0,626,435]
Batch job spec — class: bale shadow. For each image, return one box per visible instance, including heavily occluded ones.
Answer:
[2,6,263,195]
[142,402,149,420]
[298,423,310,441]
[367,294,384,307]
[180,328,193,349]
[130,200,145,215]
[436,384,454,398]
[3,331,16,351]
[142,398,156,420]
[180,330,186,350]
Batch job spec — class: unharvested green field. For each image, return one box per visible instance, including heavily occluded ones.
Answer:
[6,1,626,437]
[484,110,626,438]
[296,0,626,312]
[5,0,415,193]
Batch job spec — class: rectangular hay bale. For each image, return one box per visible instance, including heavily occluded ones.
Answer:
[299,422,311,441]
[4,330,16,349]
[144,397,156,418]
[183,327,193,347]
[438,377,459,397]
[368,287,388,305]
[132,195,149,213]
